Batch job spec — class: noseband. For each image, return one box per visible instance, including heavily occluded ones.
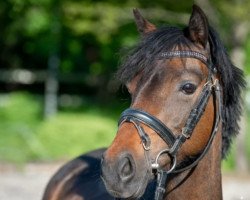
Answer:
[118,51,222,200]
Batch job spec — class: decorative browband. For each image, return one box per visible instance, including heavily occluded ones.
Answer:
[160,50,208,65]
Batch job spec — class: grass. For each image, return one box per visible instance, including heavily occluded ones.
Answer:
[0,92,249,172]
[222,143,236,172]
[222,112,250,171]
[37,111,116,160]
[0,92,119,164]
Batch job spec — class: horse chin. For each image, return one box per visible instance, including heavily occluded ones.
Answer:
[128,178,151,199]
[102,169,152,199]
[106,183,148,200]
[106,187,146,200]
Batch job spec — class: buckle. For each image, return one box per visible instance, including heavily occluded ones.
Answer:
[181,128,191,139]
[212,79,220,91]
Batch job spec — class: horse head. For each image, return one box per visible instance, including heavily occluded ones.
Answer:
[101,5,245,199]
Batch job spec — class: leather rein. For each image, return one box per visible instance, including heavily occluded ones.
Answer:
[118,51,222,200]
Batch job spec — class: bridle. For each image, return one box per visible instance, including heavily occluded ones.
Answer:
[118,50,222,200]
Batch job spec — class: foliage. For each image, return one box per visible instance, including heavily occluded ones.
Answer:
[0,0,193,98]
[245,37,250,75]
[1,0,249,94]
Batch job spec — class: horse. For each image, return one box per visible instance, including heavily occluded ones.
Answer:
[42,5,245,200]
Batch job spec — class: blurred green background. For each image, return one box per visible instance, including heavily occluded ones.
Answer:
[0,0,249,172]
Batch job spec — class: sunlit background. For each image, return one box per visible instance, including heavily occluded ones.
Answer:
[0,0,250,199]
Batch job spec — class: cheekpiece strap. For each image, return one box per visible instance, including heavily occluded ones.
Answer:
[154,170,168,200]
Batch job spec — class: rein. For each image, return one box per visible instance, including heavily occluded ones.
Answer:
[118,51,221,200]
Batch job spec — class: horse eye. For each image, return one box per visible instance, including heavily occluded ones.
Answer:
[181,83,197,95]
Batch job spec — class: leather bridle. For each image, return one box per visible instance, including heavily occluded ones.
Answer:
[118,51,222,200]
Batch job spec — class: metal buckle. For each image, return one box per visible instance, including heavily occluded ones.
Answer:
[152,148,177,174]
[212,79,220,91]
[203,80,213,90]
[142,140,151,151]
[130,119,151,151]
[181,128,191,139]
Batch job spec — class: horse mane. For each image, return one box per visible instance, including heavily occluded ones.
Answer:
[116,26,246,159]
[208,27,246,158]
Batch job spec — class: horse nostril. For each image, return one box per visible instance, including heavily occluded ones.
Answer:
[118,155,135,181]
[121,157,132,176]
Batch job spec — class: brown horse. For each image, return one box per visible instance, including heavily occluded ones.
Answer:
[42,5,245,200]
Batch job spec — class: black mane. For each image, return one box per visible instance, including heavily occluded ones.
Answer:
[116,26,246,159]
[209,27,246,158]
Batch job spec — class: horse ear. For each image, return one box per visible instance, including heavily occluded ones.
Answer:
[133,8,156,35]
[188,5,209,48]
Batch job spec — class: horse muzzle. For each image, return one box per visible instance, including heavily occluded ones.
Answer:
[101,152,150,199]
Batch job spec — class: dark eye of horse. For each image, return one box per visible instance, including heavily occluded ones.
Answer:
[181,83,197,95]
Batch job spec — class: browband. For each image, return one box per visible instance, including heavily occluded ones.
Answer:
[160,50,207,63]
[159,50,215,72]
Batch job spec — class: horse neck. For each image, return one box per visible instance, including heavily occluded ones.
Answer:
[165,130,223,200]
